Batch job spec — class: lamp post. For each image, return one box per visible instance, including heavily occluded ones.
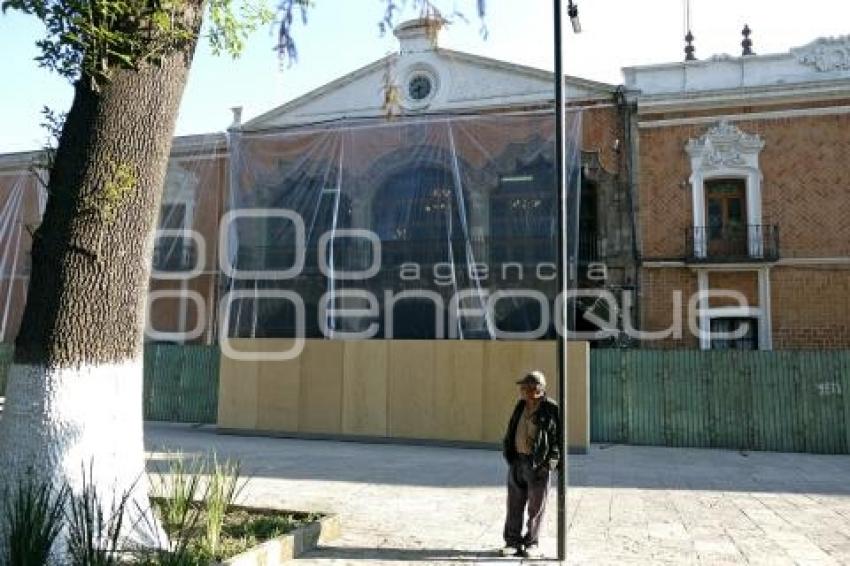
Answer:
[554,0,580,562]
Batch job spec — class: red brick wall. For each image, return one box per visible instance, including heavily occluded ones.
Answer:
[637,124,695,258]
[637,109,850,350]
[758,115,850,258]
[708,271,759,308]
[637,113,850,259]
[638,267,698,349]
[581,105,623,175]
[771,266,850,349]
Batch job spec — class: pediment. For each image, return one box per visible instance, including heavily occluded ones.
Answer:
[244,49,614,130]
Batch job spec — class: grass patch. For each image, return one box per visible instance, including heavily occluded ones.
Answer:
[148,498,321,562]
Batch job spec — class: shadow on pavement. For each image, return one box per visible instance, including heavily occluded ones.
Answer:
[144,423,850,495]
[303,546,553,563]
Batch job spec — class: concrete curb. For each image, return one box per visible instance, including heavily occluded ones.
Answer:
[217,512,340,565]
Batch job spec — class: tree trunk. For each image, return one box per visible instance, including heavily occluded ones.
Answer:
[0,23,201,554]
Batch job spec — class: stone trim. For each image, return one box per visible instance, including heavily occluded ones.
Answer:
[694,266,772,351]
[792,36,850,72]
[685,121,765,259]
[218,510,340,565]
[639,104,850,129]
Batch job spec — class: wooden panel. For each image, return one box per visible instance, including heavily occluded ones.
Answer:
[842,352,850,454]
[217,339,260,429]
[298,340,344,435]
[433,341,485,441]
[173,341,850,455]
[342,340,388,436]
[567,341,590,452]
[482,341,557,443]
[388,340,437,439]
[255,340,301,432]
[482,343,526,444]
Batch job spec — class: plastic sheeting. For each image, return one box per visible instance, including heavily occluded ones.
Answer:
[152,138,224,276]
[0,171,46,342]
[147,136,227,344]
[222,110,583,340]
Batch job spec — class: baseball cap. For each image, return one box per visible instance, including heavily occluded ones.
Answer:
[516,370,546,389]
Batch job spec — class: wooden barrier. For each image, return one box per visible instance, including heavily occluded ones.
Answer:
[218,340,590,451]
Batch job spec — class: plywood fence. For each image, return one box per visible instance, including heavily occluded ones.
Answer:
[218,339,590,450]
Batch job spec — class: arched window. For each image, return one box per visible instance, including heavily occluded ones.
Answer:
[372,165,468,267]
[489,155,556,263]
[373,165,464,241]
[228,173,353,339]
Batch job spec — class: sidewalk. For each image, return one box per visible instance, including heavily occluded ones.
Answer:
[145,423,850,565]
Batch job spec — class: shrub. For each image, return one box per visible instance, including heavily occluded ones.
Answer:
[201,454,245,557]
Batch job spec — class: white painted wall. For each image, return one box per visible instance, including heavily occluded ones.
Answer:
[624,36,850,96]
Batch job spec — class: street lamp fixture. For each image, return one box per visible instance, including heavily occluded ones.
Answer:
[568,0,582,34]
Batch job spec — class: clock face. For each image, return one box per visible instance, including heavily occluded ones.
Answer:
[408,75,433,101]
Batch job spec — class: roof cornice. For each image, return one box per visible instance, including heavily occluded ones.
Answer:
[635,78,850,115]
[241,48,617,131]
[0,150,44,173]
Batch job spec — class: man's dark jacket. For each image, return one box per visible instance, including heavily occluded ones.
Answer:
[502,397,562,471]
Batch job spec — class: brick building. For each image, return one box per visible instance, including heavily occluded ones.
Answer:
[0,22,847,350]
[627,36,850,349]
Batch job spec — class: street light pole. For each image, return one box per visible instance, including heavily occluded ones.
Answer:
[554,0,580,562]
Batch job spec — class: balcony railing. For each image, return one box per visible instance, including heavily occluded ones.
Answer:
[685,224,779,263]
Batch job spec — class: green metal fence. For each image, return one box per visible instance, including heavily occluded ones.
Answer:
[0,345,13,396]
[143,344,219,424]
[590,350,850,454]
[6,344,850,451]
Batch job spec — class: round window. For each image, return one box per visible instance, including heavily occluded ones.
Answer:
[408,75,433,101]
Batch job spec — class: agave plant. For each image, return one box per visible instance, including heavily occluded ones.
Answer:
[2,477,68,566]
[64,463,137,566]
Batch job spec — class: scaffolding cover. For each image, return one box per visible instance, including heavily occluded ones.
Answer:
[222,111,583,340]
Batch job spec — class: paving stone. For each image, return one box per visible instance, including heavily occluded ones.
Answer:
[144,423,850,564]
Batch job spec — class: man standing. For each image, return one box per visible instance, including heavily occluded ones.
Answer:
[501,370,562,558]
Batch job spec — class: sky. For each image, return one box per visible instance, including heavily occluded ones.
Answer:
[1,0,848,153]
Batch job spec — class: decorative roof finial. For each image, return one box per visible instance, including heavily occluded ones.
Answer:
[685,30,696,61]
[742,24,754,56]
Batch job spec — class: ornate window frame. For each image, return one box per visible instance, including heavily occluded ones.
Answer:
[685,121,765,258]
[695,267,773,351]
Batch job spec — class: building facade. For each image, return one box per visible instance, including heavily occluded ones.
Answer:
[627,36,850,349]
[0,21,848,350]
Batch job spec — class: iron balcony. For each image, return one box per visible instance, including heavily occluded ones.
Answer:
[685,224,779,263]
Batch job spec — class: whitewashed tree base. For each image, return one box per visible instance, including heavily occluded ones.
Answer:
[0,360,164,558]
